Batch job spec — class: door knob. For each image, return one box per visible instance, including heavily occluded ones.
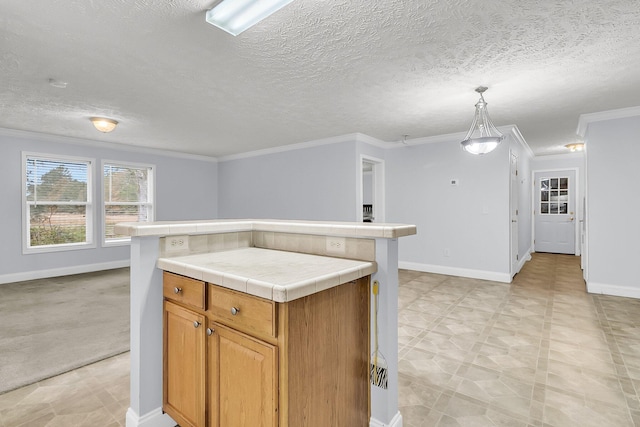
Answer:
[230,307,240,316]
[173,287,182,294]
[206,328,214,336]
[193,321,200,328]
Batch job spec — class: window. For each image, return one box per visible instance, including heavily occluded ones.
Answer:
[23,153,94,253]
[103,161,154,244]
[540,177,569,214]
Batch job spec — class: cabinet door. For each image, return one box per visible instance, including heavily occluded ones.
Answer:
[208,322,278,427]
[164,301,206,427]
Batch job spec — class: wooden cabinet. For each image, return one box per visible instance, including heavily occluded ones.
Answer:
[163,300,206,427]
[163,271,370,427]
[208,322,278,427]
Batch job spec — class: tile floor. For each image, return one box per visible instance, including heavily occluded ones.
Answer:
[1,253,639,426]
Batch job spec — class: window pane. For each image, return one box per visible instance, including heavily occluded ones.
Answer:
[560,178,568,189]
[104,166,149,203]
[550,203,558,214]
[541,203,549,214]
[541,191,549,202]
[29,205,87,246]
[26,159,88,202]
[550,178,559,189]
[541,179,550,191]
[105,204,151,239]
[559,203,568,214]
[550,190,559,201]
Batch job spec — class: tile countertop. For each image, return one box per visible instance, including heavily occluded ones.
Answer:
[157,247,377,302]
[115,218,417,239]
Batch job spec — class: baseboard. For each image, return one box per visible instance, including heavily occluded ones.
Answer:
[371,411,403,427]
[126,408,176,427]
[586,282,640,299]
[399,261,511,283]
[0,260,130,284]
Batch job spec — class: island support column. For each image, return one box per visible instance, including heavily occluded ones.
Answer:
[370,238,403,427]
[126,236,176,427]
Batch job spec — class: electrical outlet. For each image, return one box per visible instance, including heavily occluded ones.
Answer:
[326,237,346,255]
[165,235,189,253]
[444,248,451,257]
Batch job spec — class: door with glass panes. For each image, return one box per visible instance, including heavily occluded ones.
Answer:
[534,171,576,254]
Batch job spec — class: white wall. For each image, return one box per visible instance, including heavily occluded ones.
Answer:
[385,134,521,282]
[584,115,640,297]
[0,129,218,283]
[218,140,357,221]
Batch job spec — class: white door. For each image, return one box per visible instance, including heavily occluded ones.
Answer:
[510,152,519,275]
[534,171,576,254]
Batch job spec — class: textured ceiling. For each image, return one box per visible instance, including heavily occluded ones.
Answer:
[1,0,639,157]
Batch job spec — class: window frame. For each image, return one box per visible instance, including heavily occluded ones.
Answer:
[22,152,96,254]
[101,160,156,247]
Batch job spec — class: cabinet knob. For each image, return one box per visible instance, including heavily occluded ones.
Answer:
[193,321,200,328]
[173,287,182,294]
[206,328,214,336]
[230,307,240,316]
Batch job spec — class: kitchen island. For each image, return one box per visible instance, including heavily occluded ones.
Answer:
[115,219,416,427]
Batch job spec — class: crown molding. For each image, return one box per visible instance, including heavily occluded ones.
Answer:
[531,151,585,161]
[218,133,367,162]
[506,125,535,158]
[576,105,640,137]
[0,127,219,163]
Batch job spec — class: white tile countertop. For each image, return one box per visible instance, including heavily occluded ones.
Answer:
[115,218,416,239]
[157,247,377,302]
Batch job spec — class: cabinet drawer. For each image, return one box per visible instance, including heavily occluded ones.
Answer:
[208,284,276,338]
[163,272,206,310]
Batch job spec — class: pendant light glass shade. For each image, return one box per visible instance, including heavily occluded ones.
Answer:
[90,117,118,133]
[460,87,504,155]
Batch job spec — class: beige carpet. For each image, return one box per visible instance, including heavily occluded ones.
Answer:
[0,268,129,394]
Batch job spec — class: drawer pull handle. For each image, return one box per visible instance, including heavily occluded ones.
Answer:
[206,328,214,336]
[193,321,200,328]
[173,287,182,294]
[230,307,240,316]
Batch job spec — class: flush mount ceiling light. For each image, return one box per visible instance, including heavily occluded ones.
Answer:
[460,86,504,155]
[90,117,118,133]
[565,142,585,152]
[205,0,294,36]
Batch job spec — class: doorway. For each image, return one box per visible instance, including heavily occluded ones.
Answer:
[510,151,519,276]
[359,156,385,223]
[533,169,578,254]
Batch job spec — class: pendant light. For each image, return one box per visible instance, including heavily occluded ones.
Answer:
[460,87,504,155]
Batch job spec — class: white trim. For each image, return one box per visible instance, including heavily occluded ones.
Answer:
[577,105,640,137]
[125,407,176,427]
[22,151,97,255]
[531,152,585,162]
[0,260,129,285]
[586,282,640,299]
[1,126,218,163]
[531,168,581,256]
[507,126,535,158]
[218,133,354,161]
[370,411,403,427]
[509,149,519,278]
[514,248,532,277]
[358,155,386,223]
[399,261,511,283]
[101,159,156,247]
